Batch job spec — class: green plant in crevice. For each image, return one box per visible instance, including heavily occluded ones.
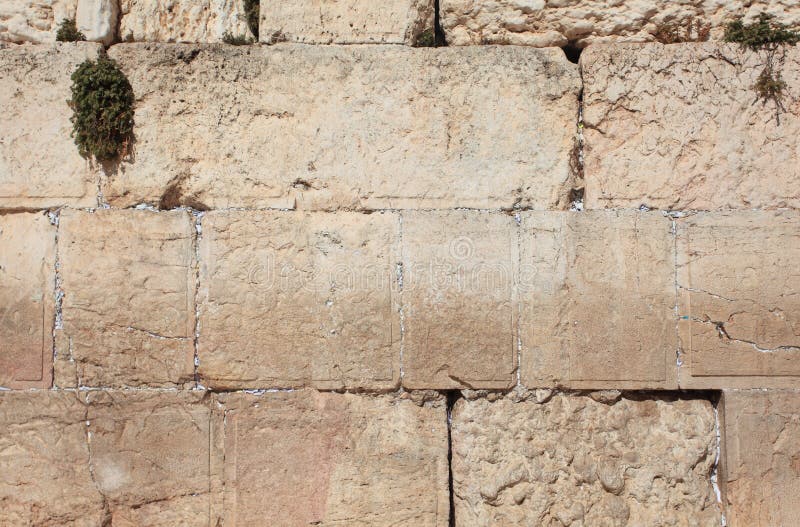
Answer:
[56,18,86,42]
[222,31,254,45]
[68,54,135,161]
[244,0,260,40]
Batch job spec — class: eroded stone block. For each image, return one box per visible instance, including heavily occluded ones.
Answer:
[0,0,77,43]
[56,209,195,388]
[0,213,55,389]
[198,211,400,390]
[119,0,251,43]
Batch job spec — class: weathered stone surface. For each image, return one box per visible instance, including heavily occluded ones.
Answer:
[77,0,118,45]
[678,211,800,388]
[56,210,195,388]
[441,0,800,47]
[219,390,448,526]
[0,43,101,209]
[721,390,800,526]
[0,0,77,43]
[0,213,55,389]
[452,393,722,526]
[199,211,400,390]
[521,211,677,389]
[104,43,579,210]
[583,42,800,210]
[119,0,251,43]
[261,0,434,44]
[402,211,517,389]
[85,390,220,526]
[0,391,105,526]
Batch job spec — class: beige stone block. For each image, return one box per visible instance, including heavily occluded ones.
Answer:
[198,210,400,390]
[119,0,251,43]
[0,213,55,389]
[260,0,434,44]
[721,390,800,527]
[401,210,517,389]
[85,390,220,526]
[104,43,579,210]
[56,209,195,388]
[77,0,118,45]
[219,390,448,526]
[441,0,800,47]
[0,0,78,43]
[452,393,723,526]
[678,211,800,388]
[0,43,101,209]
[520,211,677,389]
[0,391,105,526]
[583,43,800,210]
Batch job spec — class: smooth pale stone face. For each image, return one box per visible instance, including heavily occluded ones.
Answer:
[118,0,252,43]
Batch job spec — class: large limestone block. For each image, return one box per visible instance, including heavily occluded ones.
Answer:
[521,211,677,389]
[218,390,448,526]
[119,0,251,43]
[0,213,55,389]
[56,209,195,388]
[0,0,77,43]
[77,0,118,45]
[0,391,105,525]
[85,390,221,526]
[261,0,434,44]
[452,393,722,526]
[583,43,800,210]
[0,43,102,209]
[198,210,400,390]
[441,0,800,47]
[678,211,800,388]
[104,43,579,210]
[401,210,517,389]
[721,390,800,526]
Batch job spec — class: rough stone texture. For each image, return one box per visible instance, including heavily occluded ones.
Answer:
[0,391,106,526]
[104,43,579,210]
[678,211,800,388]
[260,0,434,44]
[441,0,800,47]
[77,0,118,45]
[402,211,517,389]
[198,211,400,390]
[452,393,722,526]
[583,42,800,210]
[219,390,448,526]
[85,390,220,526]
[0,0,77,43]
[0,43,101,209]
[118,0,251,43]
[521,211,677,389]
[55,210,195,388]
[722,390,800,527]
[0,213,55,389]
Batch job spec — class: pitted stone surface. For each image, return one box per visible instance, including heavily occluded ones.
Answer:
[56,209,195,388]
[104,43,579,210]
[119,0,251,43]
[583,42,800,210]
[452,393,723,526]
[198,210,400,390]
[0,0,77,43]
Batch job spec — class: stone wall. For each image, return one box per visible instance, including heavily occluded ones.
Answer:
[1,1,800,525]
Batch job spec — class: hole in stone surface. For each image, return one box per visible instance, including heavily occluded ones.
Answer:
[561,42,582,64]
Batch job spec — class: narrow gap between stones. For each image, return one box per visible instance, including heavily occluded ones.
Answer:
[445,390,460,527]
[561,41,582,64]
[569,83,585,211]
[434,0,447,47]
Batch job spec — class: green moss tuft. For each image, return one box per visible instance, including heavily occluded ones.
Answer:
[724,14,800,49]
[222,31,254,45]
[56,18,86,42]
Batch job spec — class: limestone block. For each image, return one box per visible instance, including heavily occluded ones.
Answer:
[198,210,400,390]
[218,390,448,526]
[0,213,55,389]
[85,390,221,526]
[401,210,517,389]
[104,43,579,210]
[77,0,118,45]
[583,43,800,210]
[721,390,800,526]
[0,0,77,43]
[520,211,677,389]
[441,0,800,47]
[0,391,105,525]
[119,0,251,43]
[56,209,195,388]
[452,393,722,526]
[678,211,800,388]
[0,43,102,209]
[260,0,434,44]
